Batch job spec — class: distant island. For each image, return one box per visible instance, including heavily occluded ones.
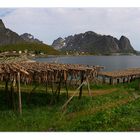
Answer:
[52,31,137,55]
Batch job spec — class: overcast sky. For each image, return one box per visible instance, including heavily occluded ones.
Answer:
[0,8,140,50]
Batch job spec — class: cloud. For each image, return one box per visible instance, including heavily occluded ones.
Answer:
[1,8,140,50]
[0,8,16,17]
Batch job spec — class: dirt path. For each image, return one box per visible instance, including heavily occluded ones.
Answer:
[67,88,118,97]
[91,88,118,96]
[66,96,135,120]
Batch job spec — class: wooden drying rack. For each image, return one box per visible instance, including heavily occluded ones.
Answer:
[99,68,140,85]
[0,61,103,114]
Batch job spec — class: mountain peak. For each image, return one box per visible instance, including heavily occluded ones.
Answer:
[21,33,34,39]
[52,31,135,54]
[0,20,46,47]
[20,33,43,44]
[0,19,5,30]
[120,35,127,40]
[84,31,100,36]
[52,37,65,50]
[119,35,134,52]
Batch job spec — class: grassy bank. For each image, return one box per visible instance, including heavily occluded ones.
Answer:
[0,80,140,131]
[0,43,60,55]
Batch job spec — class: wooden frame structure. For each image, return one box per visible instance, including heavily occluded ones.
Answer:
[99,68,140,85]
[0,62,103,114]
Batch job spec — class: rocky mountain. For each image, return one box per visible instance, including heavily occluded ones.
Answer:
[20,33,43,44]
[0,19,43,46]
[52,31,135,54]
[0,19,5,29]
[52,37,65,50]
[0,19,24,46]
[0,19,59,55]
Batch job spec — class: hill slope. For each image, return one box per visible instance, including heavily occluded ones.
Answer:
[0,19,24,46]
[0,43,59,55]
[0,19,59,55]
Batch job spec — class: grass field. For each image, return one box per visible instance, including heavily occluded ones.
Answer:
[0,79,140,131]
[0,43,60,55]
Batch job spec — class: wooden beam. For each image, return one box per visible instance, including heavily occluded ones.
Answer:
[57,72,62,101]
[10,76,16,111]
[102,76,106,84]
[86,77,92,96]
[110,77,114,85]
[117,78,120,84]
[5,77,10,108]
[79,71,84,99]
[65,80,69,99]
[127,76,130,83]
[17,72,22,115]
[123,77,125,83]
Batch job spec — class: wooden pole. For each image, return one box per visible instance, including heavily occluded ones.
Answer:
[17,72,22,115]
[65,80,69,99]
[57,72,62,101]
[50,72,56,104]
[102,76,106,84]
[130,76,132,82]
[11,82,16,111]
[27,84,38,105]
[62,81,86,111]
[127,76,130,83]
[51,73,54,94]
[86,77,92,96]
[79,71,84,99]
[110,77,114,85]
[5,78,10,108]
[64,70,69,99]
[10,76,16,111]
[117,78,120,84]
[123,77,125,83]
[133,76,136,81]
[46,81,48,94]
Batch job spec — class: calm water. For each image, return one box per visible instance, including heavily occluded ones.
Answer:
[34,55,140,71]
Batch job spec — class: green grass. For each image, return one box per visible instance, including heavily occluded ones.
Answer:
[0,79,140,131]
[68,99,140,131]
[0,42,60,55]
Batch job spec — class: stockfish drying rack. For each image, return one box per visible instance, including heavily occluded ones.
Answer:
[0,61,103,114]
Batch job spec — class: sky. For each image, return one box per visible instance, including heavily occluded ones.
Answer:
[0,8,140,50]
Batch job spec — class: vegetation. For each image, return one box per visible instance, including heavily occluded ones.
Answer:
[0,79,140,131]
[0,43,60,55]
